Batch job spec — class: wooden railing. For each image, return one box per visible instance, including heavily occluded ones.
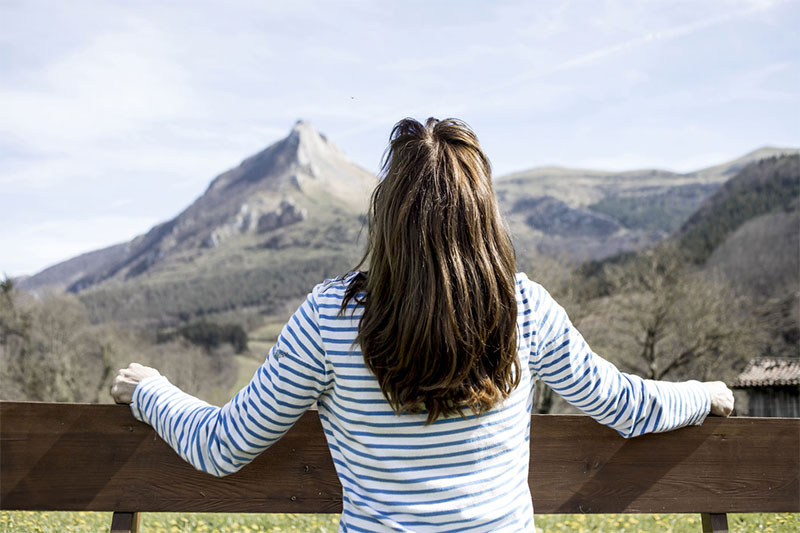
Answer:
[1,401,798,532]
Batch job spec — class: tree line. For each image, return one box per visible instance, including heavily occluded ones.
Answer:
[0,278,239,405]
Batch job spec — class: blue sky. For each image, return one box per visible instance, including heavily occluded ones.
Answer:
[1,0,798,276]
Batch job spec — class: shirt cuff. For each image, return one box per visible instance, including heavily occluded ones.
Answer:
[129,374,172,423]
[690,380,712,425]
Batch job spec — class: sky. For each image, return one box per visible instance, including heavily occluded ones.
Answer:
[1,0,798,277]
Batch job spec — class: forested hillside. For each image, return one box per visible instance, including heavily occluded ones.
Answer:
[678,154,800,264]
[588,183,717,234]
[532,154,800,414]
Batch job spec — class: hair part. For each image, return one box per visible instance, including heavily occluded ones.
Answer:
[342,117,520,424]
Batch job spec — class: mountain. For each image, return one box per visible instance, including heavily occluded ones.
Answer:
[494,147,799,262]
[21,121,376,323]
[19,134,798,323]
[677,154,800,265]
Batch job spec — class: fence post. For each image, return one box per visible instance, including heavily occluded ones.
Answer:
[701,512,728,533]
[110,512,140,533]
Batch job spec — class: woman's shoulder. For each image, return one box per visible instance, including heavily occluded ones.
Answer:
[514,271,558,309]
[312,272,362,302]
[514,271,543,294]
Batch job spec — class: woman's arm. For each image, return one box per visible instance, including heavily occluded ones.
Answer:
[111,288,331,477]
[525,279,732,438]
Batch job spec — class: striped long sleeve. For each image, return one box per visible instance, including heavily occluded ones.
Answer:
[522,275,711,438]
[130,289,331,477]
[128,273,713,531]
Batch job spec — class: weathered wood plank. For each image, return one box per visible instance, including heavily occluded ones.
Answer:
[1,402,798,514]
[529,415,799,514]
[0,402,340,513]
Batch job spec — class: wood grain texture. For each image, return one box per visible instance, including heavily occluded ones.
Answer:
[0,402,340,513]
[1,402,798,514]
[529,415,799,513]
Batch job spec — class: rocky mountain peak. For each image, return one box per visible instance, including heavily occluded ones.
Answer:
[204,120,350,196]
[285,119,345,171]
[290,119,317,137]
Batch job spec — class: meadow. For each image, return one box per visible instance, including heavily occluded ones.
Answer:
[1,511,798,532]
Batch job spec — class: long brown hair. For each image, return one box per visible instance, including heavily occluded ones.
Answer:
[342,117,519,424]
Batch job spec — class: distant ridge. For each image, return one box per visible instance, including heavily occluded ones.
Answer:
[492,147,799,262]
[498,146,798,179]
[16,136,799,324]
[16,242,130,292]
[686,146,800,182]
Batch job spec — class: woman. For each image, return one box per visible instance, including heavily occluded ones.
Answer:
[112,118,733,532]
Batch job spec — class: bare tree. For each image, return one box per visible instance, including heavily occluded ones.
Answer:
[597,243,760,382]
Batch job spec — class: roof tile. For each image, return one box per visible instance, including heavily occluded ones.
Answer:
[733,358,800,387]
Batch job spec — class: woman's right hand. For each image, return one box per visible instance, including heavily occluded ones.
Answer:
[111,363,161,405]
[703,381,734,416]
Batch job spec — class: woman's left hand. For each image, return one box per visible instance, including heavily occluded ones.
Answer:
[702,381,735,417]
[111,363,161,405]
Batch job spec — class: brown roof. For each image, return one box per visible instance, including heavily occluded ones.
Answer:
[733,358,800,387]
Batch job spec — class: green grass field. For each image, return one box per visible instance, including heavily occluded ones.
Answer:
[1,511,798,532]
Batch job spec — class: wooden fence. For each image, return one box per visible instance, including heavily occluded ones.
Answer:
[1,401,798,532]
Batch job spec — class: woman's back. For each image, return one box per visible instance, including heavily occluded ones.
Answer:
[314,274,536,532]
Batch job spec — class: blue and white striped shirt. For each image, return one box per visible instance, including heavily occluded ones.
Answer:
[131,272,711,532]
